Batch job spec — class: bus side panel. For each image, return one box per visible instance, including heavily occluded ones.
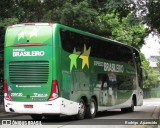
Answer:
[60,49,92,104]
[58,25,142,114]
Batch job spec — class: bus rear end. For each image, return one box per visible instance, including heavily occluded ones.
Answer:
[4,23,61,116]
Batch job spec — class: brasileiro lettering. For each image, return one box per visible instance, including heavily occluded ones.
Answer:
[94,61,124,73]
[13,51,44,57]
[104,62,124,73]
[13,49,45,57]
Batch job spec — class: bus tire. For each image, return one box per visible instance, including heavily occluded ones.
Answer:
[86,98,97,119]
[31,114,43,120]
[121,108,127,112]
[76,99,86,120]
[129,98,134,112]
[121,98,134,113]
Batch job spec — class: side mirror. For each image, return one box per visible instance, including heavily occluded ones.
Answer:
[141,67,148,80]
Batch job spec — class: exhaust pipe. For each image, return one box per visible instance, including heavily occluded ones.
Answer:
[9,108,15,112]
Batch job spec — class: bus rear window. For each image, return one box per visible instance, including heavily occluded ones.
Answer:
[5,25,52,47]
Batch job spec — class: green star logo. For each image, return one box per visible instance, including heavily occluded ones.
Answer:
[79,45,91,69]
[18,31,25,40]
[69,45,91,71]
[69,48,81,72]
[29,27,40,38]
[17,27,40,41]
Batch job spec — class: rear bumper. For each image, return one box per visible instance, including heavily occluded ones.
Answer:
[4,97,79,115]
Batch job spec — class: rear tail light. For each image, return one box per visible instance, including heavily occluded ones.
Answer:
[48,80,59,101]
[13,43,44,47]
[4,80,12,101]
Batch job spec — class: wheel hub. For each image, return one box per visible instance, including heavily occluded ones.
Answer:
[90,102,95,114]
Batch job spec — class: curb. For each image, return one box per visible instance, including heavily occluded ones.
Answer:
[0,112,21,118]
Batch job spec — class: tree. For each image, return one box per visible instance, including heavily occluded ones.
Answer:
[96,13,146,49]
[16,0,44,22]
[60,1,98,32]
[130,0,160,34]
[141,53,159,88]
[0,0,19,81]
[0,0,150,84]
[157,59,160,71]
[0,0,17,19]
[103,0,136,18]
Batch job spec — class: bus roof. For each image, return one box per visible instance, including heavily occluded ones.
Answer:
[9,23,139,53]
[55,23,139,53]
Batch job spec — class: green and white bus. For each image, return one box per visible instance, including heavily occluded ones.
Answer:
[4,23,144,120]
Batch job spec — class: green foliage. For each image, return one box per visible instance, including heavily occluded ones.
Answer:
[134,0,160,33]
[141,53,159,88]
[96,13,146,49]
[0,18,19,28]
[3,0,145,50]
[0,0,17,19]
[16,0,45,22]
[104,0,136,18]
[156,58,160,72]
[60,1,98,32]
[0,0,157,88]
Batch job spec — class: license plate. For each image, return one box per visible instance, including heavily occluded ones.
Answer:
[24,105,33,108]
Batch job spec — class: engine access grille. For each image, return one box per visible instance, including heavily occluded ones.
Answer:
[9,61,49,84]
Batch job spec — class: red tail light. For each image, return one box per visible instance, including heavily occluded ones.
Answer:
[48,80,59,101]
[13,43,45,46]
[3,80,12,101]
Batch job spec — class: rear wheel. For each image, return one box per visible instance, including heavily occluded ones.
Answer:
[121,98,134,113]
[129,98,134,112]
[86,98,97,118]
[76,99,86,120]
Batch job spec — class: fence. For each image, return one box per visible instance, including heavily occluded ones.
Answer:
[143,87,160,99]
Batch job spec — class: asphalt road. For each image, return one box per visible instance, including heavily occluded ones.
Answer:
[0,98,160,128]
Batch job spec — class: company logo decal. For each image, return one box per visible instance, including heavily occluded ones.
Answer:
[69,48,81,72]
[12,49,45,57]
[94,61,124,73]
[18,27,40,40]
[69,44,91,72]
[79,45,91,69]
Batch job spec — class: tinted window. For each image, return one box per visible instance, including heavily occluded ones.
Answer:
[60,29,133,64]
